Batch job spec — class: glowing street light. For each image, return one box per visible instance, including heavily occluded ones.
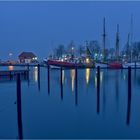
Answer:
[9,52,13,57]
[86,58,90,63]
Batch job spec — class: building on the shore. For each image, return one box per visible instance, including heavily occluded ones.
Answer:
[18,52,38,63]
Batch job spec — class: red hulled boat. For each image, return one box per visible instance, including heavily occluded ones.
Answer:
[46,59,94,68]
[108,61,122,69]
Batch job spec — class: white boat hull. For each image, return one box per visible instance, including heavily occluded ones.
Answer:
[123,62,140,68]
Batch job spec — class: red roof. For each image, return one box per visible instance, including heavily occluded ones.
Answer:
[18,52,36,59]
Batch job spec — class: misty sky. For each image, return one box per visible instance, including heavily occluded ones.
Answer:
[0,1,140,60]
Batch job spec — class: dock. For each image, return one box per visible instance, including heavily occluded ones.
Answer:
[0,70,29,77]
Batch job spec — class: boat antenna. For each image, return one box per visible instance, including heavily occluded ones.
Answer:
[102,17,106,62]
[116,24,120,61]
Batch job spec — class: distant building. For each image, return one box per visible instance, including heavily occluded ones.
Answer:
[18,52,37,63]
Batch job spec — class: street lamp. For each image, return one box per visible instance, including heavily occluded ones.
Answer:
[8,52,13,61]
[9,52,13,57]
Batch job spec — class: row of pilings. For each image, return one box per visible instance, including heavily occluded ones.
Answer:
[15,65,132,139]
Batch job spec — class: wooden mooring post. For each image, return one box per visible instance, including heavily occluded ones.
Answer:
[37,64,40,91]
[128,67,132,95]
[27,64,30,86]
[24,71,27,80]
[47,65,50,95]
[126,66,132,125]
[9,71,12,80]
[75,67,78,106]
[60,67,63,100]
[27,64,29,71]
[97,66,100,114]
[16,73,23,139]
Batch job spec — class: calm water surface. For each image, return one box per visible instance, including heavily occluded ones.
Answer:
[0,66,140,139]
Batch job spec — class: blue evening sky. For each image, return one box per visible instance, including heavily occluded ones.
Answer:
[0,1,140,60]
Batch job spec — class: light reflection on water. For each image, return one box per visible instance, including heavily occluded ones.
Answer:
[70,69,75,93]
[8,66,14,71]
[62,70,65,84]
[33,66,38,83]
[94,70,104,87]
[1,67,140,138]
[85,68,90,85]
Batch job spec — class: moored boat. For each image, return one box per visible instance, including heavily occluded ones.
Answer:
[45,59,95,68]
[95,61,108,68]
[108,61,122,69]
[123,62,140,68]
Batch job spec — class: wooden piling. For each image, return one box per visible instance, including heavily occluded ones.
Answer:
[23,71,26,80]
[75,67,78,106]
[128,67,131,99]
[27,64,29,71]
[60,67,63,100]
[16,73,23,139]
[27,64,30,86]
[9,71,12,80]
[97,66,100,114]
[37,64,40,91]
[48,65,50,94]
[126,66,132,125]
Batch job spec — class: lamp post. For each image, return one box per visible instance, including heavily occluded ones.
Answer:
[9,52,13,60]
[71,47,74,60]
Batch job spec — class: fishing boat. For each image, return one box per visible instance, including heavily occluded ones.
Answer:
[122,15,140,68]
[45,41,95,69]
[108,24,123,69]
[45,58,95,69]
[123,62,140,68]
[108,61,122,69]
[95,61,108,68]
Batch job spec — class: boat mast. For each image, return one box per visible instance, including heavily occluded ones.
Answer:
[102,17,106,62]
[127,33,130,59]
[130,14,133,62]
[86,41,89,57]
[116,24,120,61]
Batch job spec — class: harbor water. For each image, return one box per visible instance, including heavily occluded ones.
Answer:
[0,66,140,138]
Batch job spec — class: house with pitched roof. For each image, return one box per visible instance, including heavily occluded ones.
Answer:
[18,52,38,63]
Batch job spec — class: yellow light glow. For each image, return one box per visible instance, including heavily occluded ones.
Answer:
[70,69,75,94]
[86,58,90,63]
[85,68,90,85]
[34,66,38,82]
[62,70,65,84]
[94,74,97,87]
